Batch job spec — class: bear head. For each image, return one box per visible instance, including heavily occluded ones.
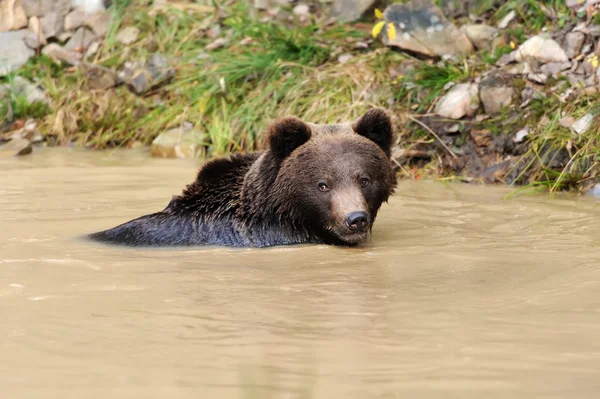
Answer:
[265,108,397,246]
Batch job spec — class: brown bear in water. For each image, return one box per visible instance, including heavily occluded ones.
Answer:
[89,108,396,247]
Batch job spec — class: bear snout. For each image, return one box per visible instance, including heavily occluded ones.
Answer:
[345,211,370,232]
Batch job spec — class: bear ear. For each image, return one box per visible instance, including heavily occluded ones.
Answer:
[352,108,394,157]
[267,117,312,159]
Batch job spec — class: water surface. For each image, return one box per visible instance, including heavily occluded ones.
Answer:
[1,148,600,398]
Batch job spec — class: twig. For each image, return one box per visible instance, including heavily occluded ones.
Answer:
[408,115,458,159]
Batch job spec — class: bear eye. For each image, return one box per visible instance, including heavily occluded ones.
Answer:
[360,178,370,188]
[318,182,329,192]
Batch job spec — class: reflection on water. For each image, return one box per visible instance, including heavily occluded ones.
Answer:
[1,148,600,398]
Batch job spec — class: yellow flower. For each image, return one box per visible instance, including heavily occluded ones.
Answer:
[372,21,385,38]
[510,41,516,49]
[374,8,384,19]
[387,22,396,41]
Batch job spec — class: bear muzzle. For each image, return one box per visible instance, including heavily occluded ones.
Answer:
[345,211,370,233]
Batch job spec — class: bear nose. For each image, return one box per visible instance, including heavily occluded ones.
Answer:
[345,211,370,232]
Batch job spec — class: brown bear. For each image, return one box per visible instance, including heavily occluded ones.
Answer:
[89,108,397,247]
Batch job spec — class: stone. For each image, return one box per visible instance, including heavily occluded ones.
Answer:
[471,129,492,147]
[57,31,72,41]
[151,127,203,159]
[64,9,88,31]
[42,43,82,65]
[563,31,585,59]
[83,63,117,90]
[514,35,569,64]
[85,40,101,58]
[0,0,28,32]
[293,4,309,16]
[26,16,46,48]
[205,37,228,51]
[71,0,106,14]
[540,62,571,77]
[571,113,594,135]
[0,138,32,157]
[434,83,479,120]
[462,24,498,51]
[586,183,600,198]
[118,54,175,95]
[20,0,70,18]
[64,27,98,51]
[566,0,600,10]
[115,26,140,45]
[40,11,63,38]
[337,53,353,64]
[497,10,516,29]
[329,0,376,22]
[381,1,473,57]
[479,75,514,115]
[5,76,48,103]
[559,116,576,128]
[513,126,529,143]
[87,10,112,37]
[0,30,34,76]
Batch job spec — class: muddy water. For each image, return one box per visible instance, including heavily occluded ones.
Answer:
[1,148,600,399]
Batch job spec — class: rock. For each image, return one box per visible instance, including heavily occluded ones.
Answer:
[64,27,98,51]
[337,53,353,64]
[514,35,569,64]
[471,129,492,147]
[64,9,88,31]
[540,61,571,77]
[205,37,228,51]
[151,127,203,159]
[20,0,70,18]
[559,116,576,128]
[0,30,34,76]
[83,63,117,90]
[479,75,514,115]
[4,76,48,103]
[462,24,498,51]
[118,53,175,95]
[586,183,600,198]
[571,113,594,135]
[434,83,479,119]
[563,31,585,59]
[0,138,32,157]
[25,16,46,48]
[566,0,600,10]
[40,11,63,39]
[513,126,529,143]
[0,0,28,32]
[85,40,101,58]
[497,10,516,29]
[71,0,106,14]
[87,10,112,37]
[381,1,473,57]
[115,26,140,45]
[293,4,309,16]
[57,31,72,41]
[42,43,82,65]
[329,0,376,22]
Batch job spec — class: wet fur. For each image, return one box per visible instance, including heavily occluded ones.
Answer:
[89,108,397,247]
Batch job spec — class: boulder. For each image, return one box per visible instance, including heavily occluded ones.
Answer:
[381,0,473,57]
[151,127,203,158]
[434,83,480,119]
[479,75,514,115]
[0,0,28,32]
[462,24,499,51]
[0,30,34,76]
